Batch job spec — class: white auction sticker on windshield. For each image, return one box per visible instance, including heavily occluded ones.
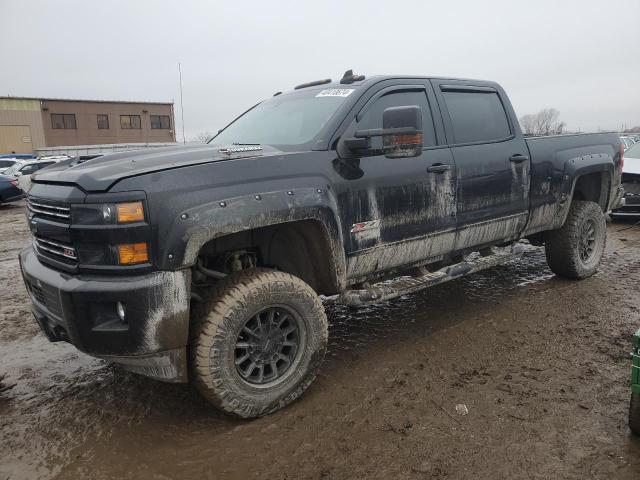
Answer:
[315,89,354,98]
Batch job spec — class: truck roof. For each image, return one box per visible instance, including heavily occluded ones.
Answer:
[283,73,496,96]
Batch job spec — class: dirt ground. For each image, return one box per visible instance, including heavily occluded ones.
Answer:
[1,200,640,480]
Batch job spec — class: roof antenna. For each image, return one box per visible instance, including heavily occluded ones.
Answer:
[340,69,365,85]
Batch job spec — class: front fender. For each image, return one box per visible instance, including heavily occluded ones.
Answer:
[162,184,346,290]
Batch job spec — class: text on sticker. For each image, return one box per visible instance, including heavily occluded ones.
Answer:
[316,89,355,98]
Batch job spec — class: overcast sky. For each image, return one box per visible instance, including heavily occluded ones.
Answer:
[1,0,638,140]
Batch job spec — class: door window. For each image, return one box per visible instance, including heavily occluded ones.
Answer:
[20,164,37,174]
[358,90,437,148]
[36,162,55,170]
[442,90,511,144]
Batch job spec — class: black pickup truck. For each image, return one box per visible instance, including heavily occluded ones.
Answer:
[20,71,623,418]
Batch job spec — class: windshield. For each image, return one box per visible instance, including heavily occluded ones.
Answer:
[0,160,16,168]
[209,88,355,148]
[3,162,24,175]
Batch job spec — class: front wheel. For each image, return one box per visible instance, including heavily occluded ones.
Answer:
[190,268,328,418]
[544,200,606,279]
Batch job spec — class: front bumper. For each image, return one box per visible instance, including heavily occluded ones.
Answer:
[612,195,640,216]
[19,246,191,382]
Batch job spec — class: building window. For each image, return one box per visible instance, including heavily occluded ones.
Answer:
[51,114,77,129]
[150,115,171,129]
[97,114,110,129]
[120,115,141,129]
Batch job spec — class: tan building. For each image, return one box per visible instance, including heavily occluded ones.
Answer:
[0,97,175,154]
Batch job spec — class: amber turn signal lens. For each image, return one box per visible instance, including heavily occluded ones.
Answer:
[117,242,149,265]
[116,201,144,223]
[392,133,423,145]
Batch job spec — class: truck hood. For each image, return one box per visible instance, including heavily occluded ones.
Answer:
[31,144,281,192]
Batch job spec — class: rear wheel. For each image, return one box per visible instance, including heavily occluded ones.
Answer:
[190,268,328,418]
[630,392,640,436]
[544,200,606,279]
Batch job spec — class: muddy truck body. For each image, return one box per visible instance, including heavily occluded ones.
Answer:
[20,72,624,417]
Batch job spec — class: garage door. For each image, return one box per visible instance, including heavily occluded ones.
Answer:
[0,125,33,154]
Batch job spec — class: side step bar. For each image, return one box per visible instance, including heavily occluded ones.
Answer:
[334,243,532,307]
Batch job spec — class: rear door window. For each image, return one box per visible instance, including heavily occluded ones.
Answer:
[442,90,511,144]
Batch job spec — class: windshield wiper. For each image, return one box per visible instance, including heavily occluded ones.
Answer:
[232,143,261,146]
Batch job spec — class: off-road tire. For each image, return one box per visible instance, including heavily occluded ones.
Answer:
[544,200,606,279]
[190,268,328,418]
[630,392,640,436]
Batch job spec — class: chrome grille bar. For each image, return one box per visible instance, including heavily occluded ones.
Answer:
[34,236,77,261]
[27,200,70,212]
[26,198,71,220]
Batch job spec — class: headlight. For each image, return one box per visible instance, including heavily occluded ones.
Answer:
[67,200,151,268]
[72,201,146,225]
[116,201,144,223]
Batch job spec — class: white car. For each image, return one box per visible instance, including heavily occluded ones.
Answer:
[0,159,19,175]
[612,142,640,218]
[3,157,66,192]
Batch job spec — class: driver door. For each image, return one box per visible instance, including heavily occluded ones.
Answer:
[332,82,457,280]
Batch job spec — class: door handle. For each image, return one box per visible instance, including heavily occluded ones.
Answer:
[427,164,452,174]
[509,154,529,163]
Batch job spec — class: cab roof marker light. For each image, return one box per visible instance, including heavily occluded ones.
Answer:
[294,79,331,90]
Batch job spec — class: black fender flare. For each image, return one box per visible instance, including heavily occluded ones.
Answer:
[554,153,614,228]
[162,185,347,292]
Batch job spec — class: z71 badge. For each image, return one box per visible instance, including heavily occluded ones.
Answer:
[350,220,380,233]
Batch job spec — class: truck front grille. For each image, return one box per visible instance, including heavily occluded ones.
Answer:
[33,236,77,265]
[26,197,71,223]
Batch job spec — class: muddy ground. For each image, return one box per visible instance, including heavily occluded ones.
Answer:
[1,200,640,480]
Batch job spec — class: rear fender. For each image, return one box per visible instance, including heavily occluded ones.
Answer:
[553,154,614,229]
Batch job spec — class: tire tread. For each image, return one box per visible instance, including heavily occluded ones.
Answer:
[544,200,606,279]
[190,268,328,418]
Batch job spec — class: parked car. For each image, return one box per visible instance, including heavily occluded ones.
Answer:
[0,159,19,174]
[4,158,61,192]
[20,72,623,418]
[0,153,36,160]
[611,142,640,218]
[630,328,640,435]
[0,174,23,205]
[621,137,636,150]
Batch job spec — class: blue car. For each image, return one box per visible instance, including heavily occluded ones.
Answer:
[0,153,35,160]
[0,174,23,205]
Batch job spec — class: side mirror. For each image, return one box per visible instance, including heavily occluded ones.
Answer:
[14,171,23,177]
[343,105,424,158]
[381,106,423,158]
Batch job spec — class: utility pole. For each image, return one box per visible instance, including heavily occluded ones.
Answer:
[178,62,186,144]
